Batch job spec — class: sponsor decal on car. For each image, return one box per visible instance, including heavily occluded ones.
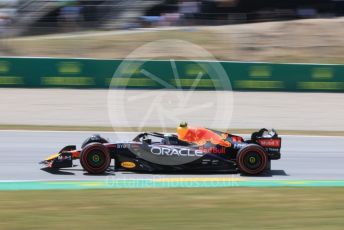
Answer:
[121,161,136,168]
[115,144,128,149]
[257,138,281,148]
[266,147,280,152]
[150,146,203,157]
[199,146,226,154]
[57,155,72,161]
[233,143,247,149]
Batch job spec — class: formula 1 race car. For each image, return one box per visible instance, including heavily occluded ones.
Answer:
[40,125,282,175]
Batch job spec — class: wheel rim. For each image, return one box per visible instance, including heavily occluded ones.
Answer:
[243,151,262,170]
[87,150,105,168]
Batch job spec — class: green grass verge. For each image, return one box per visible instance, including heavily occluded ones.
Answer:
[0,188,344,229]
[1,124,344,136]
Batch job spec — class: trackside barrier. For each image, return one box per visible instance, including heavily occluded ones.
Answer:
[0,57,343,92]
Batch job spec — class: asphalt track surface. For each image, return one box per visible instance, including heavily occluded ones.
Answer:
[2,89,344,131]
[1,130,344,182]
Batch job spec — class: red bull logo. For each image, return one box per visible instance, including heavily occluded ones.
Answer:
[177,124,231,147]
[199,146,226,154]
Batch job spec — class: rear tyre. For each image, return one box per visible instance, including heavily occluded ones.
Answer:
[237,144,268,175]
[80,143,111,174]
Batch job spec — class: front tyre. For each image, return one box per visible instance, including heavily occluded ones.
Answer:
[81,134,108,149]
[80,143,111,174]
[237,144,268,175]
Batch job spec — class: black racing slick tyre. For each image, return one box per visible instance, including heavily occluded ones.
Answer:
[237,144,268,175]
[80,143,111,174]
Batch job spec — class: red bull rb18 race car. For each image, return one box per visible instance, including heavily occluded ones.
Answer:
[40,124,282,175]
